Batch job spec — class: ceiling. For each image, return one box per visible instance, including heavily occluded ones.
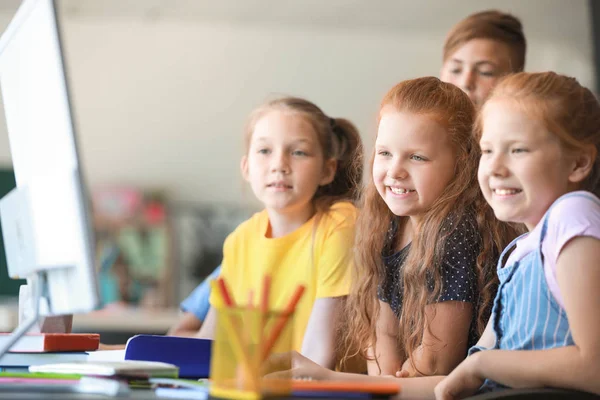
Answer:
[0,0,592,38]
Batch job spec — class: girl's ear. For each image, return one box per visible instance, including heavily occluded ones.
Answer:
[240,155,250,182]
[320,158,337,186]
[568,144,597,185]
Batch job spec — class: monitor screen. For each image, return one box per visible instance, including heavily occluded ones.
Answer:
[0,0,99,315]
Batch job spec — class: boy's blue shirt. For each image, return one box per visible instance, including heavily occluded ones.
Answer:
[180,266,221,321]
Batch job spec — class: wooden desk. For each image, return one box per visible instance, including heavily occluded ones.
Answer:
[0,303,180,337]
[73,308,180,333]
[72,308,181,344]
[0,386,596,400]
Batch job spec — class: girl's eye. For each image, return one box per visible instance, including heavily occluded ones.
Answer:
[377,150,391,157]
[257,148,270,154]
[479,71,496,77]
[511,148,528,154]
[410,155,427,162]
[450,69,462,75]
[292,150,308,156]
[480,149,492,154]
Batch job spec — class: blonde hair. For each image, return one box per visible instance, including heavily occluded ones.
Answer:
[244,97,363,210]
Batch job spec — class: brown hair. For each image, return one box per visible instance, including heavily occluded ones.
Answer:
[443,10,526,73]
[477,71,600,196]
[342,77,519,374]
[244,97,364,210]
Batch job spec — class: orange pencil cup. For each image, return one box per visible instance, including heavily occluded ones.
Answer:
[210,306,295,399]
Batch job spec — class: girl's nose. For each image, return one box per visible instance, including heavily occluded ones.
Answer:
[387,160,408,180]
[271,152,290,174]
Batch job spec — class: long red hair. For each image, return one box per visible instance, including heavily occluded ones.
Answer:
[342,77,519,373]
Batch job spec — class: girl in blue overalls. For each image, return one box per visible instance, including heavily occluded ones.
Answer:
[435,71,600,399]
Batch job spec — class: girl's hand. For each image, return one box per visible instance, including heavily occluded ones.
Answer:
[434,353,484,400]
[262,351,334,381]
[395,369,410,378]
[395,358,415,378]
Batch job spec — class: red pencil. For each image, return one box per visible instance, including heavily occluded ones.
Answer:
[261,275,271,313]
[258,275,271,366]
[216,277,235,307]
[248,289,255,308]
[261,285,305,361]
[214,277,257,389]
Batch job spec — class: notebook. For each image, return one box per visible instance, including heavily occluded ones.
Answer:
[0,351,89,368]
[155,387,208,399]
[150,378,209,399]
[0,374,128,396]
[29,360,178,378]
[0,333,100,353]
[124,335,211,379]
[86,349,125,362]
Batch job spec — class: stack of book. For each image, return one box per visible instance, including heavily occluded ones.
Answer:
[0,333,99,372]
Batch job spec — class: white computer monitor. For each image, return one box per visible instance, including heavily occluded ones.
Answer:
[0,0,99,323]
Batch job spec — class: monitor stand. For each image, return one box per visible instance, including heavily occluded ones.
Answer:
[19,279,72,334]
[0,270,47,359]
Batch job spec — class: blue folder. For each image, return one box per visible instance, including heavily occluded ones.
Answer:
[124,335,211,379]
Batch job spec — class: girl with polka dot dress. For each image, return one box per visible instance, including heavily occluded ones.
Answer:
[263,78,519,398]
[340,77,519,379]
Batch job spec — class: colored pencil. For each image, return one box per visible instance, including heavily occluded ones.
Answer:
[261,285,306,361]
[211,280,257,390]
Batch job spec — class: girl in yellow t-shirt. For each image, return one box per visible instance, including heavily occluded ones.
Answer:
[197,97,363,369]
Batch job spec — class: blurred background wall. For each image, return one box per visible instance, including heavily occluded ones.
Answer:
[0,0,594,206]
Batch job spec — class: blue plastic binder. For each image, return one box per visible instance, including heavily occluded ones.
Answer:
[124,335,211,379]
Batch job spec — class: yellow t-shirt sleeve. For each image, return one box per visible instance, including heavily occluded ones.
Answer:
[314,214,355,299]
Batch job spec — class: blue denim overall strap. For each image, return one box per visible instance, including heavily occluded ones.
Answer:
[492,193,579,352]
[474,192,599,392]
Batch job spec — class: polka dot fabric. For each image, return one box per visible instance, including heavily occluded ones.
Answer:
[438,217,478,303]
[377,214,481,346]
